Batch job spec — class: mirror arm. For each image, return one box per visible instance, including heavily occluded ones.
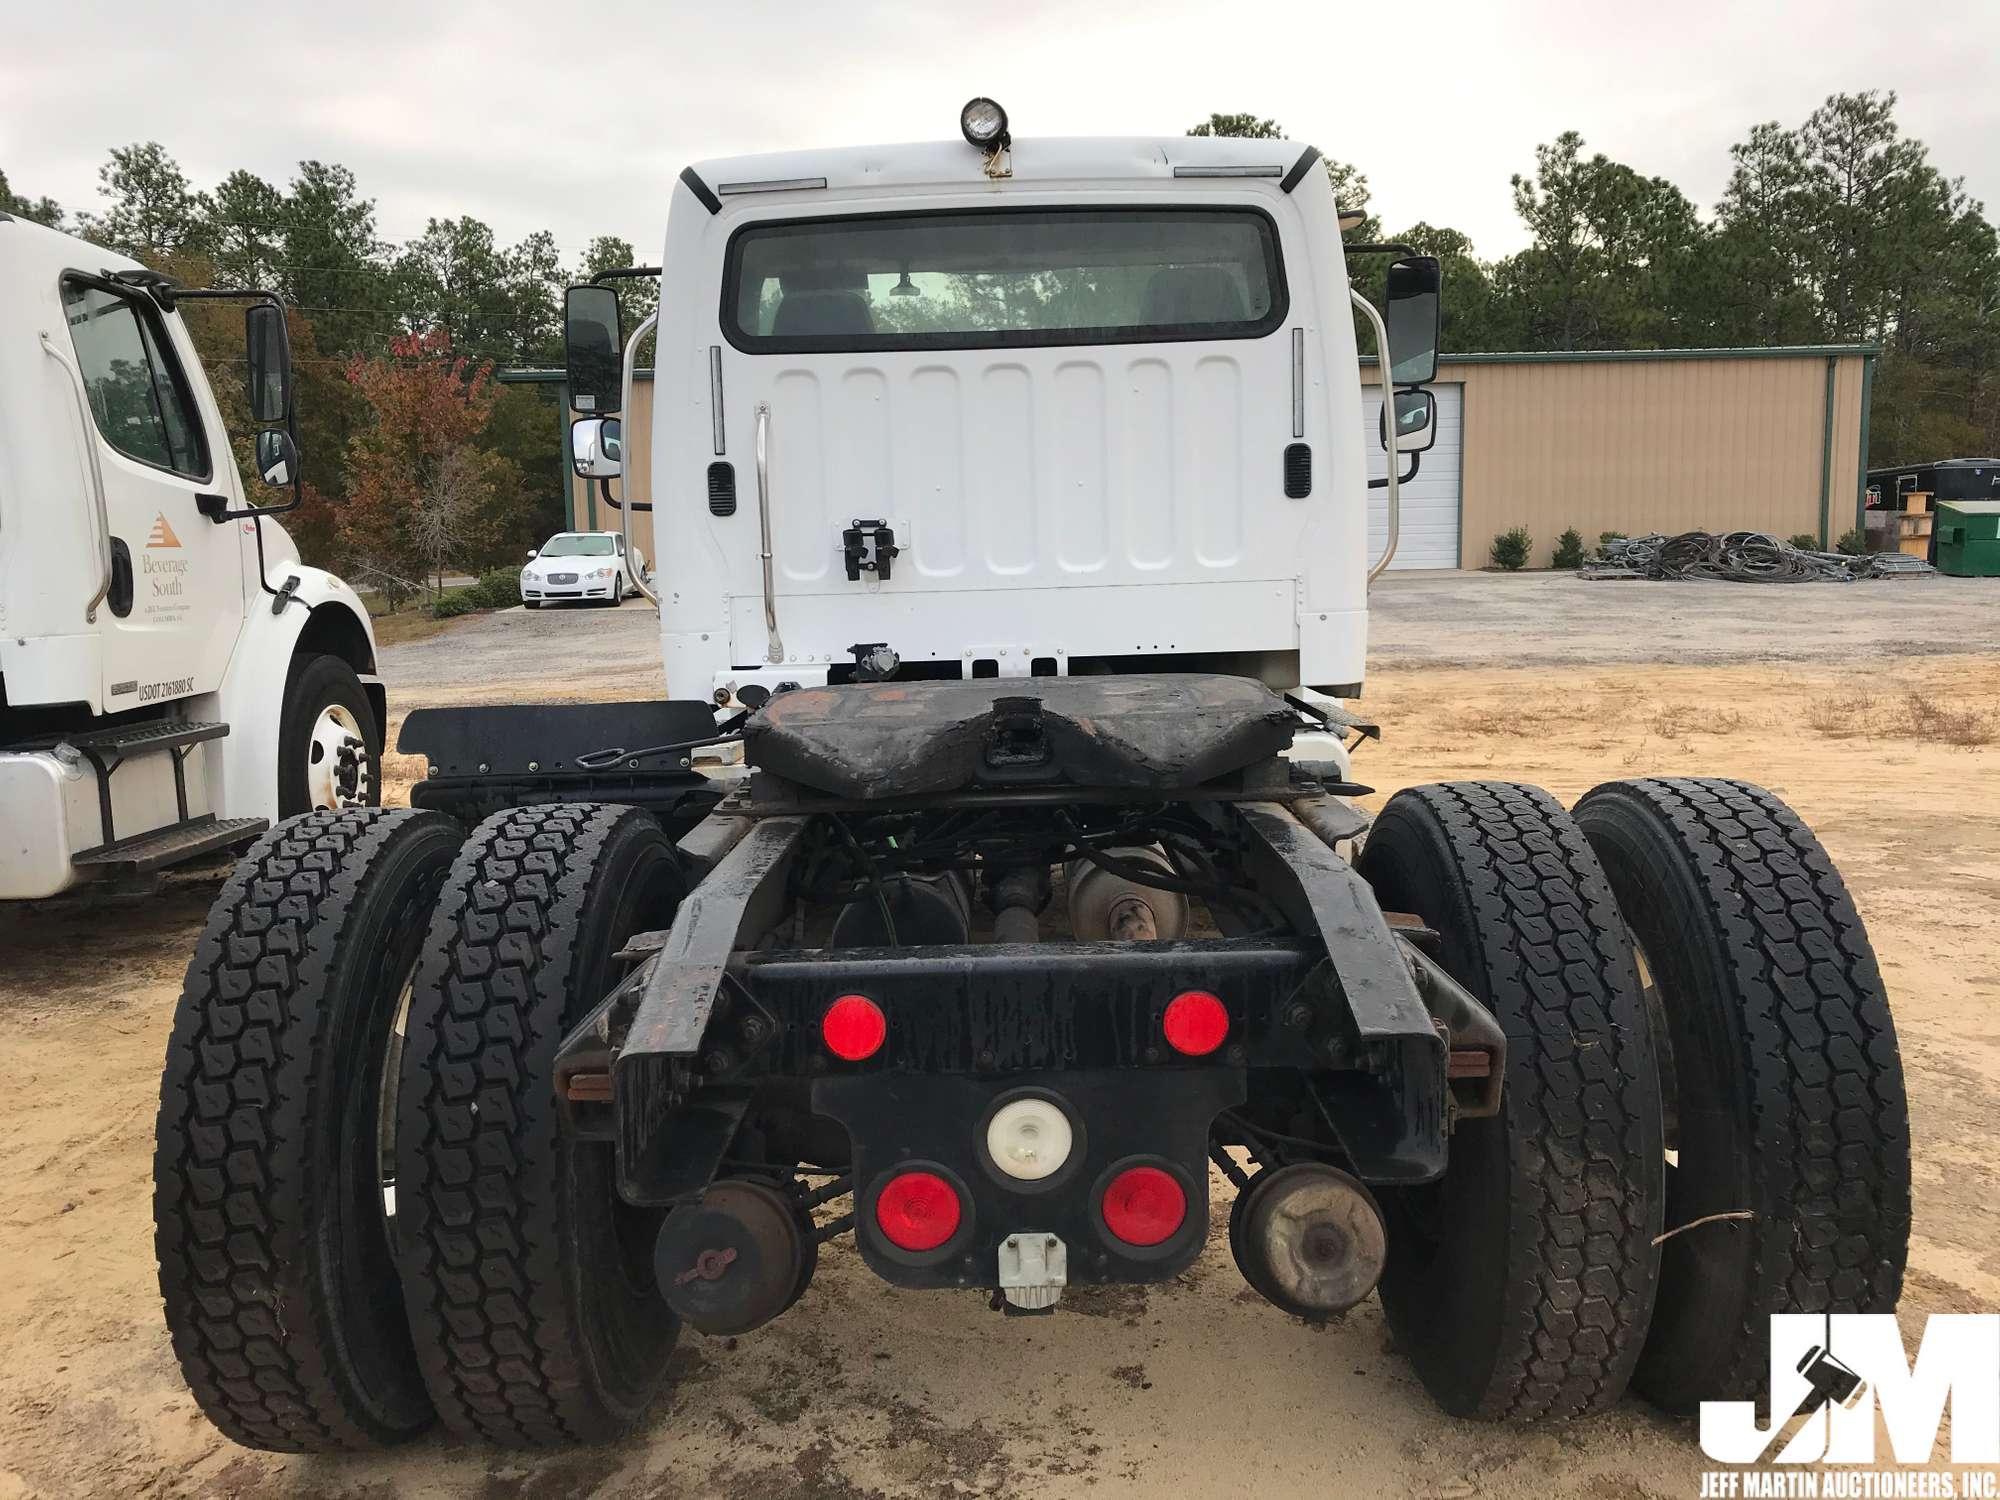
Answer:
[1341,242,1418,259]
[1366,452,1423,490]
[591,266,662,284]
[1352,289,1401,584]
[595,474,651,514]
[620,311,661,606]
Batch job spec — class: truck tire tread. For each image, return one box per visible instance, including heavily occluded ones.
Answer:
[395,802,682,1447]
[1361,781,1663,1421]
[1575,777,1909,1411]
[155,808,458,1451]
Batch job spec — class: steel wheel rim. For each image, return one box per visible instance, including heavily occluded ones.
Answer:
[378,975,413,1236]
[307,702,372,809]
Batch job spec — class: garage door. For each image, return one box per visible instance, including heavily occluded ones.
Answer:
[1364,382,1462,570]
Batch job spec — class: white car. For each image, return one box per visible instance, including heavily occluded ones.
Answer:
[519,531,649,607]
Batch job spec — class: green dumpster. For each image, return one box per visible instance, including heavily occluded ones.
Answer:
[1936,500,2000,577]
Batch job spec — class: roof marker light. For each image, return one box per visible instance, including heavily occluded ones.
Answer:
[960,97,1010,150]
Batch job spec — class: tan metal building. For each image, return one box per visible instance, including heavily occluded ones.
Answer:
[512,344,1874,572]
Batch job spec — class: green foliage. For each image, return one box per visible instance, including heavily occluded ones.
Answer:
[1787,533,1822,551]
[1552,528,1585,569]
[1836,527,1869,557]
[1189,93,1999,458]
[1598,530,1628,546]
[431,567,522,618]
[1490,528,1533,570]
[1186,113,1284,140]
[0,166,64,228]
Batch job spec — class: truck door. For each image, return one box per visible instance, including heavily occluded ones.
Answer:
[57,278,245,711]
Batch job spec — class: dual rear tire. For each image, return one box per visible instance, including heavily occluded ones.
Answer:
[1355,777,1909,1421]
[156,803,686,1451]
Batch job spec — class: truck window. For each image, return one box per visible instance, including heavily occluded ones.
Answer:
[724,207,1285,353]
[60,280,210,481]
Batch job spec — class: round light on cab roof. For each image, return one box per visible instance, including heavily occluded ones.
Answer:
[960,97,1009,149]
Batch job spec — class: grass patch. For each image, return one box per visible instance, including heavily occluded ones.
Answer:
[1804,695,1874,739]
[1802,690,1993,748]
[1899,692,1995,748]
[369,610,471,648]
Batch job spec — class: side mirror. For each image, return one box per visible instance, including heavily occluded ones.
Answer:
[571,416,624,478]
[1384,255,1441,387]
[245,302,293,425]
[254,429,298,488]
[527,549,539,560]
[564,284,624,415]
[1379,388,1438,454]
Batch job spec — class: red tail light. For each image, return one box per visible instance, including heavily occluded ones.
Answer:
[874,1170,962,1252]
[1162,989,1228,1056]
[1100,1164,1187,1246]
[821,994,886,1061]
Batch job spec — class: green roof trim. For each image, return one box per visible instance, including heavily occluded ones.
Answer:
[1362,344,1876,367]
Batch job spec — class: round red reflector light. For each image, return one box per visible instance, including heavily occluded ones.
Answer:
[1162,990,1228,1056]
[821,994,886,1061]
[874,1170,962,1252]
[1101,1165,1187,1246]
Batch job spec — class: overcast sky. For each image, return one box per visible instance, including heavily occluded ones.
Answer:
[5,0,1996,267]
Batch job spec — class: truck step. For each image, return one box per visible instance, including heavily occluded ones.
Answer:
[65,719,231,756]
[73,814,269,875]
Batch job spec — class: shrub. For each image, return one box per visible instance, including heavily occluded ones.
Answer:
[464,567,523,609]
[1489,527,1532,571]
[428,567,522,618]
[1836,527,1868,557]
[1598,530,1627,547]
[1552,528,1585,569]
[1786,533,1821,551]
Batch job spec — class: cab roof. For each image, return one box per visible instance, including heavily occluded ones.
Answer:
[685,135,1321,198]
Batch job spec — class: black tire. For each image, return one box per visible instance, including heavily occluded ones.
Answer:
[155,808,461,1451]
[1574,778,1910,1414]
[279,653,382,817]
[524,600,542,610]
[1356,782,1663,1421]
[395,803,688,1446]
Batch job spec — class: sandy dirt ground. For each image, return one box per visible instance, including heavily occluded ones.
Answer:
[3,598,1998,1498]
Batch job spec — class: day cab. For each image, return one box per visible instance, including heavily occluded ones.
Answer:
[0,214,384,899]
[563,117,1442,720]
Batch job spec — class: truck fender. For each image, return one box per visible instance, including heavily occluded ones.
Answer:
[201,564,382,824]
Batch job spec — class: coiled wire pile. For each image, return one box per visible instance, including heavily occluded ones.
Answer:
[1587,531,1934,582]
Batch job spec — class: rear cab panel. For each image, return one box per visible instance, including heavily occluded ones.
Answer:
[648,137,1369,702]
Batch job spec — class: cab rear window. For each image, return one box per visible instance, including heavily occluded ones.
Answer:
[723,207,1286,353]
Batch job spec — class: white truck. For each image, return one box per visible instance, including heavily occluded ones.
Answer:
[156,104,1909,1456]
[0,214,384,900]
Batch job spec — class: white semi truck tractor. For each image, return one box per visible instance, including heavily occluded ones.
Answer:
[156,106,1908,1455]
[0,213,385,900]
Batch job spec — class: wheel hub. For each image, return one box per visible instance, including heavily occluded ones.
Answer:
[307,703,372,809]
